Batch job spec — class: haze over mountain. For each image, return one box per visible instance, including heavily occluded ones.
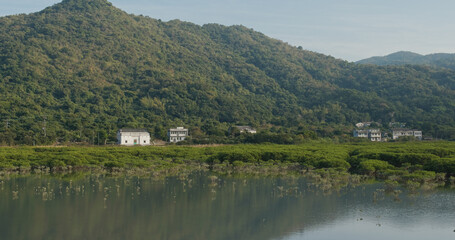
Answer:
[0,0,454,144]
[357,51,455,70]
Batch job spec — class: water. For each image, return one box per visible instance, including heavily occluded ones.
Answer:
[0,173,454,240]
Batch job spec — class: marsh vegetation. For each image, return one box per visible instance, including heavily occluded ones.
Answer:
[1,141,454,190]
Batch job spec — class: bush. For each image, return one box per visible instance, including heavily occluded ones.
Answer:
[232,161,245,167]
[398,153,436,166]
[209,152,259,164]
[0,161,14,170]
[425,158,455,175]
[60,155,83,166]
[402,170,437,184]
[425,148,454,158]
[316,159,351,170]
[47,159,66,168]
[104,161,125,168]
[358,160,394,176]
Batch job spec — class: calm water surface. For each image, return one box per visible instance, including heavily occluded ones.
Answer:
[1,173,454,240]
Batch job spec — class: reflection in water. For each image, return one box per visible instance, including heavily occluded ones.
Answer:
[0,173,454,240]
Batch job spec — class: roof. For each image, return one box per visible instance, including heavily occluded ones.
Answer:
[392,128,420,132]
[235,126,256,130]
[354,129,380,133]
[354,129,369,133]
[169,127,188,131]
[118,128,149,133]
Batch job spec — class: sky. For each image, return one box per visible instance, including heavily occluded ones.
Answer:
[0,0,454,62]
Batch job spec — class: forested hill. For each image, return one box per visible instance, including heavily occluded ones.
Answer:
[0,0,454,145]
[357,51,455,70]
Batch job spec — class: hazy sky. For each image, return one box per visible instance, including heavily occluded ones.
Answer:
[1,0,454,61]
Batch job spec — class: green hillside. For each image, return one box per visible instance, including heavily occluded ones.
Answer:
[0,0,454,145]
[357,51,455,70]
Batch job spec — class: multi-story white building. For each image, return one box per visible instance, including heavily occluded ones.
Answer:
[392,129,422,140]
[353,129,369,138]
[368,129,382,141]
[117,129,151,146]
[353,129,382,141]
[168,127,189,143]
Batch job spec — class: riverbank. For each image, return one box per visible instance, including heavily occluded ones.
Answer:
[0,141,454,189]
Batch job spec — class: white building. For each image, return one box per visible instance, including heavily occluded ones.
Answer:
[355,122,372,128]
[117,129,151,146]
[353,129,369,138]
[392,129,422,140]
[356,122,382,128]
[235,126,257,134]
[368,129,382,142]
[353,129,382,141]
[168,127,189,143]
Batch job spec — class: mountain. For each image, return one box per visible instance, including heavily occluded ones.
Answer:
[0,0,454,144]
[357,51,455,70]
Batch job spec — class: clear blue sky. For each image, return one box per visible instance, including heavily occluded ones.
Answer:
[1,0,454,61]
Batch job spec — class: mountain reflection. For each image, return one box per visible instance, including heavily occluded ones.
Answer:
[1,173,454,240]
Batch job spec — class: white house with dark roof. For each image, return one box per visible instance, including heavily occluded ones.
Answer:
[117,129,151,146]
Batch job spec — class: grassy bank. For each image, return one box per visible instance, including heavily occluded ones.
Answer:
[1,141,454,188]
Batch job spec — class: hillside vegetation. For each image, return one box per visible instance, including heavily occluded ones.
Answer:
[357,51,455,70]
[0,0,454,145]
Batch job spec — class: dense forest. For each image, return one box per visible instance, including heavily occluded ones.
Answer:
[0,0,454,145]
[357,51,455,70]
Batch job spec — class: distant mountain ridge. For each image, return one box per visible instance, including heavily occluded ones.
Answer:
[0,0,454,144]
[357,51,455,70]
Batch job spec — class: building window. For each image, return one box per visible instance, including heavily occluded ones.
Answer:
[125,140,128,143]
